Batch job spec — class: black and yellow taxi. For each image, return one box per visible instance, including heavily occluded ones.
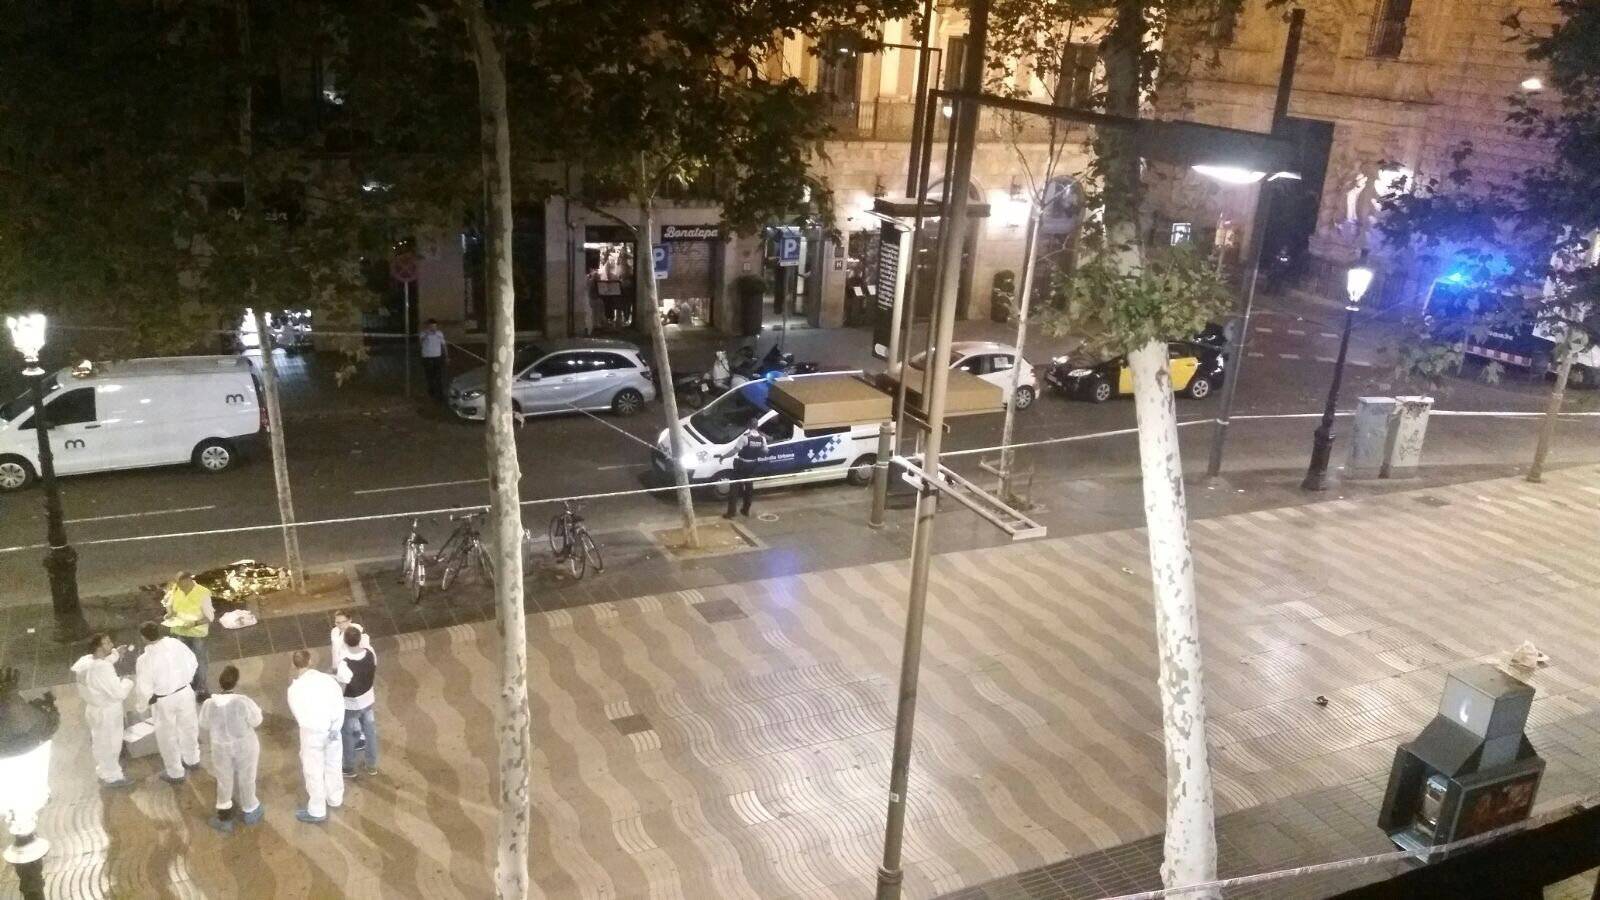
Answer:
[1045,340,1226,403]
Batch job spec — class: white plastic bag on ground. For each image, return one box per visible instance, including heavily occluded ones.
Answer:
[219,609,259,630]
[1506,641,1549,670]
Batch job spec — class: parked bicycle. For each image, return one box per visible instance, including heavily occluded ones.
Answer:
[548,500,603,580]
[435,512,496,591]
[399,518,429,604]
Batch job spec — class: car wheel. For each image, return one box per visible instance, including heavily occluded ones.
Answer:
[193,439,235,473]
[0,456,35,492]
[709,471,734,500]
[1012,385,1036,410]
[611,388,645,417]
[846,453,877,486]
[1088,377,1113,404]
[1185,376,1213,400]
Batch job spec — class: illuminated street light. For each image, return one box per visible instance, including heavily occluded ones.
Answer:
[1303,253,1374,491]
[4,314,89,643]
[0,666,59,900]
[1521,76,1543,91]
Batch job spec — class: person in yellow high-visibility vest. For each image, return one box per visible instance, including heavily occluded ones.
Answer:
[163,571,216,697]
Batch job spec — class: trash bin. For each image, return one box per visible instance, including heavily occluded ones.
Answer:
[1347,397,1398,477]
[1378,664,1544,859]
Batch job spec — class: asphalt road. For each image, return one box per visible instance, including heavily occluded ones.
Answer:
[2,300,1596,605]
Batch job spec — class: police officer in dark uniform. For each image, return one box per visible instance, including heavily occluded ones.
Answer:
[720,423,768,518]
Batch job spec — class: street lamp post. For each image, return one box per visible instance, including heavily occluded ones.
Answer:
[5,314,89,643]
[1302,257,1373,491]
[0,666,59,900]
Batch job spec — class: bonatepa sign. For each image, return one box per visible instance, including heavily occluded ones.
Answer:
[660,224,721,241]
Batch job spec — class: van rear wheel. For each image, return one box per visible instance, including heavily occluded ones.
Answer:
[0,456,35,492]
[846,454,876,486]
[193,439,236,474]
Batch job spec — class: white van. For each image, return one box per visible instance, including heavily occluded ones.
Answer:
[0,356,264,491]
[652,378,879,497]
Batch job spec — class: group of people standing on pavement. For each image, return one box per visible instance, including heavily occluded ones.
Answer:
[70,572,382,833]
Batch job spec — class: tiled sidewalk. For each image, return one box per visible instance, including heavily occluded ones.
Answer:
[3,467,1600,898]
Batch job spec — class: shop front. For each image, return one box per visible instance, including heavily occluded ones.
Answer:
[656,223,722,331]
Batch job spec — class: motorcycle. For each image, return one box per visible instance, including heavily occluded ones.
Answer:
[674,351,731,409]
[728,344,818,386]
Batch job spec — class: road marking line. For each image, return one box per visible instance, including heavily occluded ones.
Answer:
[1255,327,1274,334]
[1350,360,1374,367]
[1248,352,1266,358]
[1287,329,1307,336]
[1279,353,1301,360]
[1319,332,1339,339]
[597,463,648,471]
[66,505,216,524]
[354,478,487,495]
[1316,356,1338,363]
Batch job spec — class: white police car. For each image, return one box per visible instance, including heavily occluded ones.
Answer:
[653,379,879,497]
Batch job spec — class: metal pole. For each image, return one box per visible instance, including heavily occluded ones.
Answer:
[1301,301,1355,491]
[871,91,943,527]
[904,0,936,195]
[1205,7,1303,480]
[874,0,987,895]
[403,279,413,399]
[29,371,86,643]
[3,837,46,900]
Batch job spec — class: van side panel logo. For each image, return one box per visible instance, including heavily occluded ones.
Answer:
[64,439,86,450]
[225,393,247,404]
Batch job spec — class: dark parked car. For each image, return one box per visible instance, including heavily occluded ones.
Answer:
[1045,341,1225,403]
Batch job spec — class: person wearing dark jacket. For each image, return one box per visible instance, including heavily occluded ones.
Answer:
[720,423,768,519]
[335,627,379,777]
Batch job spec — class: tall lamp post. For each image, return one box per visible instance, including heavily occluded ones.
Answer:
[5,314,89,643]
[0,666,59,900]
[1302,256,1374,491]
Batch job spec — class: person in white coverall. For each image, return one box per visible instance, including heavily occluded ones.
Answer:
[134,621,200,783]
[71,633,134,788]
[198,664,265,833]
[287,649,345,823]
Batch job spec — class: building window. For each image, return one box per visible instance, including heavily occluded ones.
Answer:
[944,35,967,90]
[1368,0,1413,59]
[1057,44,1098,108]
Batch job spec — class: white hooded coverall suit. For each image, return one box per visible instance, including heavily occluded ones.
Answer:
[287,668,345,818]
[135,637,200,780]
[198,692,263,815]
[72,651,133,783]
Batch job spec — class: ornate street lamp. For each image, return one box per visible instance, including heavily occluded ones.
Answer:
[0,667,59,900]
[5,313,89,642]
[1302,255,1375,491]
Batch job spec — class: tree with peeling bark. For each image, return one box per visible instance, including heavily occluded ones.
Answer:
[1027,0,1238,890]
[982,0,1098,504]
[540,0,917,546]
[449,4,533,897]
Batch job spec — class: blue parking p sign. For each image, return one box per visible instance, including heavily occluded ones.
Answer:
[652,244,669,278]
[778,233,801,267]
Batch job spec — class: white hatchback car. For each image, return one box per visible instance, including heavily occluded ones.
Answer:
[448,338,656,421]
[909,341,1038,410]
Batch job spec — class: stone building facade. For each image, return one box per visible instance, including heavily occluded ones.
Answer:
[409,7,1093,341]
[1158,0,1560,305]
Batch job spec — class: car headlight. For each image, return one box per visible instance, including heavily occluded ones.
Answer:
[459,389,483,400]
[1067,368,1093,377]
[678,452,702,468]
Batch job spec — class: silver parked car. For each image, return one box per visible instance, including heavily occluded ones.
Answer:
[448,338,656,421]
